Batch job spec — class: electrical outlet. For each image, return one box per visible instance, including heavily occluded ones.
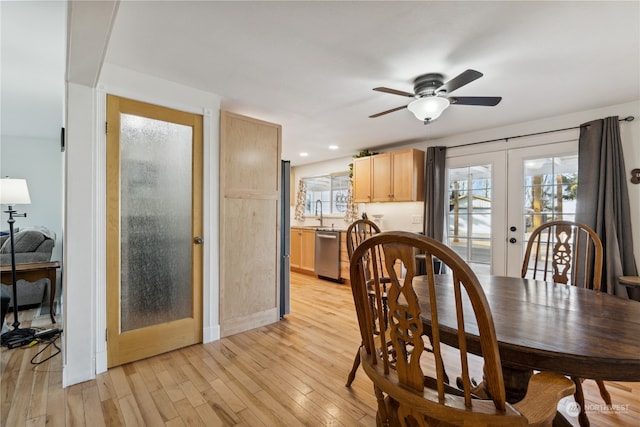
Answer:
[412,215,423,224]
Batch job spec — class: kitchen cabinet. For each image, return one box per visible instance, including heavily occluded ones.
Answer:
[340,231,350,282]
[371,153,393,202]
[352,148,425,203]
[290,228,315,273]
[352,156,372,203]
[290,229,302,269]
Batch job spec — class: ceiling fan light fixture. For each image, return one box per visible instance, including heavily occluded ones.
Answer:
[407,96,450,122]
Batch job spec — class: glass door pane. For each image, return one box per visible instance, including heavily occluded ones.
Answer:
[522,155,578,233]
[447,164,494,275]
[120,113,193,332]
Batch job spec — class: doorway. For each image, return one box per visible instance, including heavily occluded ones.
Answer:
[106,95,203,367]
[446,139,578,276]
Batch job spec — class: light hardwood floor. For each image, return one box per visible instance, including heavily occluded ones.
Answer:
[1,272,638,426]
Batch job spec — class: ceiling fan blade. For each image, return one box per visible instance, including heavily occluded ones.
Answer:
[373,87,415,97]
[369,105,408,118]
[449,96,502,106]
[437,69,483,94]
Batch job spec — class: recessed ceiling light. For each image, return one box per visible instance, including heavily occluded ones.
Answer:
[329,145,339,150]
[299,152,309,157]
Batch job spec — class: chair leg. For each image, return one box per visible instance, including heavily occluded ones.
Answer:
[571,376,590,427]
[345,347,361,387]
[596,380,612,406]
[373,385,389,427]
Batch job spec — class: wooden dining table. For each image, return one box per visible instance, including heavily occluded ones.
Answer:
[413,274,640,424]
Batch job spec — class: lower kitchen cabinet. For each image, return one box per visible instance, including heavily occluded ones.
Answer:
[340,231,350,282]
[290,228,315,273]
[290,228,352,282]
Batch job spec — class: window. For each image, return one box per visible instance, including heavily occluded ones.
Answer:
[302,172,350,216]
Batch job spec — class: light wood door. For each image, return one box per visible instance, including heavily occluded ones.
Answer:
[220,111,282,337]
[371,152,393,202]
[106,95,203,367]
[352,156,372,202]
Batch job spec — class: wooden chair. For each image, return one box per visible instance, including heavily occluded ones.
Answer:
[521,220,609,427]
[345,219,386,387]
[345,221,450,388]
[350,231,575,427]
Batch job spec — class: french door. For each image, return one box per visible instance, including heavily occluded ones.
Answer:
[504,142,579,276]
[446,139,578,276]
[106,95,203,367]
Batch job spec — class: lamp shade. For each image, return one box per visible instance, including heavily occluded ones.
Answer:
[0,178,31,205]
[407,96,450,122]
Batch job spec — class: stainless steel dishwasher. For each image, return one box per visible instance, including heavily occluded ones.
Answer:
[314,229,342,281]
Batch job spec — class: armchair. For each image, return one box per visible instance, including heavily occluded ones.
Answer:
[0,227,55,307]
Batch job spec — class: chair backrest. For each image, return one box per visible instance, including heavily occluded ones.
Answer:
[349,231,527,425]
[346,219,381,258]
[521,220,603,291]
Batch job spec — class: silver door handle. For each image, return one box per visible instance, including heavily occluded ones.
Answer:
[317,234,337,239]
[194,236,204,244]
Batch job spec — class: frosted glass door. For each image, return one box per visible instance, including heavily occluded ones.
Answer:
[120,114,192,332]
[106,94,202,368]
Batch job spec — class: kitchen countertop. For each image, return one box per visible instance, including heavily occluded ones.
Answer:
[291,225,347,232]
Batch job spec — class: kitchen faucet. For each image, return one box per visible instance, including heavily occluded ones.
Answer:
[315,199,323,227]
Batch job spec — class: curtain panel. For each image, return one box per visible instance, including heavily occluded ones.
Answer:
[423,146,447,241]
[576,116,639,299]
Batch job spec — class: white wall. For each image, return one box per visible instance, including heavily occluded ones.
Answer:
[293,101,640,267]
[64,83,96,386]
[63,64,221,386]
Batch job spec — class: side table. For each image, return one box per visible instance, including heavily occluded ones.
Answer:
[0,261,60,324]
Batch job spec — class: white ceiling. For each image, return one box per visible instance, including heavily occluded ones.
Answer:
[7,1,640,167]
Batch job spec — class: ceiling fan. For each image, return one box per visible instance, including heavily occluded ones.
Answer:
[370,69,502,124]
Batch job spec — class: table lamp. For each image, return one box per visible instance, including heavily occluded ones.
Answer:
[0,178,36,347]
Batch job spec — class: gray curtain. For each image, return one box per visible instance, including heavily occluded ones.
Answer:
[423,146,447,241]
[576,116,639,299]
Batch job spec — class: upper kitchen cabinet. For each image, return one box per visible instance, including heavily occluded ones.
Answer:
[353,148,425,203]
[352,156,372,202]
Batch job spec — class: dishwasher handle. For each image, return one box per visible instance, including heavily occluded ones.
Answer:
[317,233,338,239]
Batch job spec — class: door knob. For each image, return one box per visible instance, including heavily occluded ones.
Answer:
[510,226,517,232]
[509,237,517,244]
[194,236,204,244]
